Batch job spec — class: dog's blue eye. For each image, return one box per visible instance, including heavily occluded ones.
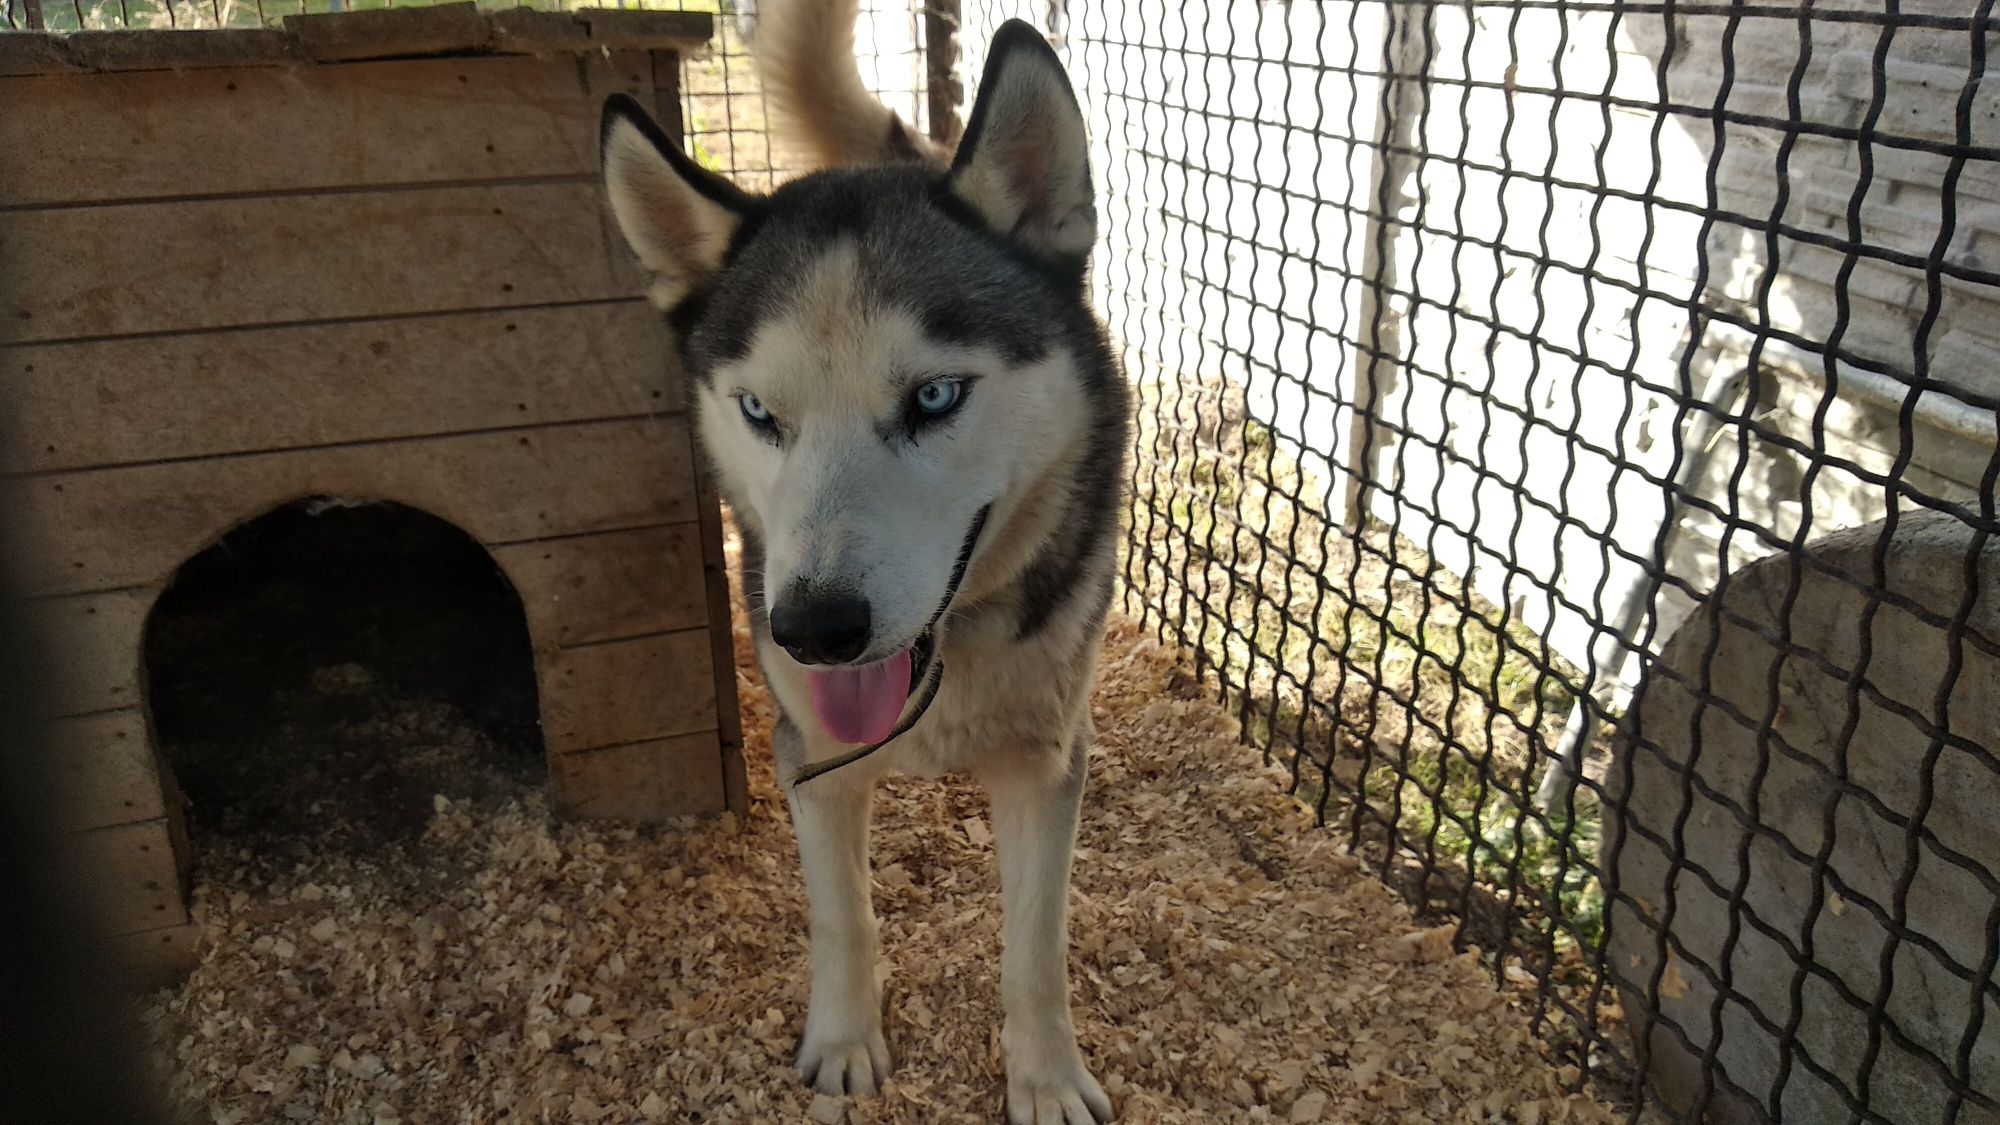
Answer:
[914,378,963,416]
[738,393,773,426]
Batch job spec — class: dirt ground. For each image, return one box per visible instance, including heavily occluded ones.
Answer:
[136,516,1619,1124]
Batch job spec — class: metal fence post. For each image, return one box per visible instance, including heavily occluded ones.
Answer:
[1341,1,1423,533]
[923,0,963,149]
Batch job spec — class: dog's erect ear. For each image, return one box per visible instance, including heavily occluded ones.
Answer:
[947,21,1096,268]
[600,94,754,308]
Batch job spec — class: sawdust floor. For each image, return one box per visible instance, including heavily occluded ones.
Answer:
[141,537,1619,1125]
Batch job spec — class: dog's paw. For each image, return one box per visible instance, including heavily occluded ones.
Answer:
[796,1024,892,1097]
[1003,1034,1113,1124]
[1005,1066,1114,1124]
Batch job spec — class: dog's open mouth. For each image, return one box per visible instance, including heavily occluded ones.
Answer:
[803,629,937,746]
[793,505,982,753]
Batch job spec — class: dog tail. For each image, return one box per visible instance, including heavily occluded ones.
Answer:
[751,0,950,169]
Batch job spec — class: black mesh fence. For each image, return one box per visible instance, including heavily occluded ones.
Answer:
[946,1,1998,1120]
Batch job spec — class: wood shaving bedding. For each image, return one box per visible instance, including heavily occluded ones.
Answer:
[140,538,1617,1124]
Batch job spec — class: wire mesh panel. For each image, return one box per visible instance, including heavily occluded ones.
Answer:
[957,0,2000,1120]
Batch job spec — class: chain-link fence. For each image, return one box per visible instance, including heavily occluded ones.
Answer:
[946,1,1999,1121]
[13,0,1995,1118]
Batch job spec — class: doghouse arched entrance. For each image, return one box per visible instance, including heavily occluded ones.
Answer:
[143,497,545,861]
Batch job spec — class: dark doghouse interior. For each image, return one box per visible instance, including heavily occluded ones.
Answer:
[144,499,545,865]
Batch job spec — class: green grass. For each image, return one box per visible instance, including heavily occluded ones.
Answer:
[1123,362,1612,964]
[681,108,728,175]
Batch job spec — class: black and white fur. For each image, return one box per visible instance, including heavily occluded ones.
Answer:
[600,15,1127,1123]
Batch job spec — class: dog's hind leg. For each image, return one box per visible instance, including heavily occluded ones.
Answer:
[783,725,891,1096]
[982,734,1114,1125]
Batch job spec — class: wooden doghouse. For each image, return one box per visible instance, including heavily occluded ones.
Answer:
[0,4,745,983]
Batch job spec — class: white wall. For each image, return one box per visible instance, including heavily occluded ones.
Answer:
[1379,2,1999,694]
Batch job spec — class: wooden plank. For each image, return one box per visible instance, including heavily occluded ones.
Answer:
[498,9,712,55]
[69,818,187,934]
[112,921,201,989]
[537,629,719,754]
[649,49,684,145]
[575,9,713,51]
[2,182,649,344]
[551,731,728,822]
[492,523,709,649]
[642,41,747,817]
[0,34,76,77]
[0,10,708,78]
[43,708,165,830]
[60,29,296,73]
[0,53,650,206]
[286,3,491,62]
[3,304,684,474]
[28,588,157,718]
[488,8,591,53]
[285,6,710,62]
[689,458,749,817]
[17,416,697,597]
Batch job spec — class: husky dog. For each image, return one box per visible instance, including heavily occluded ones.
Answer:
[598,7,1126,1122]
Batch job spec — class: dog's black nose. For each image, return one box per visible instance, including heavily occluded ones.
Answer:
[770,587,872,665]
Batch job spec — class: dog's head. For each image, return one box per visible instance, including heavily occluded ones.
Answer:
[601,21,1104,745]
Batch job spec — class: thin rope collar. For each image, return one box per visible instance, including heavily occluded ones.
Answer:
[789,505,991,787]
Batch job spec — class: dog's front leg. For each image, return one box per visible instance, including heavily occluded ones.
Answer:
[786,759,890,1096]
[983,736,1113,1125]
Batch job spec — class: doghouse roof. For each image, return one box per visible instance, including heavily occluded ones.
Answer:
[0,2,712,75]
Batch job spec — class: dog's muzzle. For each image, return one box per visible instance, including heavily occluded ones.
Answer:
[789,505,990,786]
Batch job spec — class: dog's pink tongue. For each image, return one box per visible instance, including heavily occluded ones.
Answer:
[805,649,912,745]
